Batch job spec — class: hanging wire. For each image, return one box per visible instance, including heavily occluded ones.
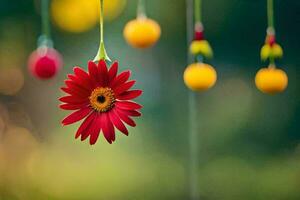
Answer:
[41,0,50,39]
[100,0,104,43]
[94,0,110,62]
[267,0,274,29]
[187,0,200,199]
[137,0,147,18]
[38,0,53,47]
[194,0,202,23]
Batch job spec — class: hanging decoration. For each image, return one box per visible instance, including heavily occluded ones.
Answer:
[183,0,217,91]
[51,0,127,33]
[59,0,142,145]
[123,0,161,48]
[28,0,63,80]
[255,0,288,94]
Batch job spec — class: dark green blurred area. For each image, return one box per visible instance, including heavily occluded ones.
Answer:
[0,0,299,200]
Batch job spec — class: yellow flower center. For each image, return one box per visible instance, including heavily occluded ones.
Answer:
[89,87,115,112]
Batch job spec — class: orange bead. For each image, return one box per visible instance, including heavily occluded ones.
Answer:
[255,67,288,94]
[183,63,217,91]
[123,17,161,48]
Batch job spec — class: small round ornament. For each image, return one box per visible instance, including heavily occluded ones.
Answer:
[183,63,217,91]
[123,17,161,48]
[28,47,62,80]
[255,66,288,94]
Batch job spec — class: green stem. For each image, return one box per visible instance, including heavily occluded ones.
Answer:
[194,0,202,23]
[267,0,274,28]
[41,0,50,38]
[94,0,110,62]
[39,0,53,47]
[137,0,147,18]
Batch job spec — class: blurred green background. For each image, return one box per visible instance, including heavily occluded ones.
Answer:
[0,0,299,199]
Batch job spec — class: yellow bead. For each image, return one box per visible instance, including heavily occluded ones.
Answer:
[51,0,99,33]
[123,17,161,48]
[189,40,213,58]
[260,44,271,61]
[183,63,217,91]
[255,67,288,94]
[271,43,283,58]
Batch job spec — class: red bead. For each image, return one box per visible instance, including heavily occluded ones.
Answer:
[194,31,204,40]
[28,47,63,79]
[267,35,276,46]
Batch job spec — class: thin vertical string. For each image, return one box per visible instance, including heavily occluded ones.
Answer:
[194,0,202,23]
[100,0,104,43]
[94,0,110,62]
[137,0,147,18]
[187,0,200,199]
[41,0,50,39]
[267,0,274,28]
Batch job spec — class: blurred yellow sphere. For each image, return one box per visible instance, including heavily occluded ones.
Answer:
[183,63,217,91]
[123,17,161,48]
[51,0,98,33]
[104,0,127,21]
[0,67,24,96]
[255,67,288,94]
[51,0,126,33]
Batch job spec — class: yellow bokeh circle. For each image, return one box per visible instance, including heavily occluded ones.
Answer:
[123,17,161,48]
[255,67,288,94]
[51,0,127,33]
[183,63,217,91]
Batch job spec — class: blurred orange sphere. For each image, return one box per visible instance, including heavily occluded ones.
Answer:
[0,67,24,96]
[255,67,288,94]
[123,17,161,48]
[183,63,217,91]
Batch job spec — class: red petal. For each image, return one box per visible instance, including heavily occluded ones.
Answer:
[75,112,96,139]
[62,107,92,125]
[114,80,136,96]
[61,87,88,98]
[101,113,115,143]
[98,60,108,86]
[110,71,131,89]
[88,61,99,85]
[59,95,88,104]
[117,90,142,100]
[108,62,118,82]
[73,67,95,89]
[115,107,136,127]
[89,114,102,145]
[119,109,141,117]
[60,102,88,110]
[64,80,90,97]
[115,101,142,110]
[109,109,128,136]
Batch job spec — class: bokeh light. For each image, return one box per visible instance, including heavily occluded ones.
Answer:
[51,0,127,33]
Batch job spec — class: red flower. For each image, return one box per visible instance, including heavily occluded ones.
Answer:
[59,60,142,145]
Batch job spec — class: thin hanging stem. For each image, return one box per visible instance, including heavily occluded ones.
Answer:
[100,0,104,42]
[187,0,200,199]
[194,0,202,23]
[41,0,50,39]
[267,0,274,29]
[137,0,147,18]
[38,0,53,47]
[94,0,110,62]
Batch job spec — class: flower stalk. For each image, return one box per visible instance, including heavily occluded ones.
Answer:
[94,0,111,62]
